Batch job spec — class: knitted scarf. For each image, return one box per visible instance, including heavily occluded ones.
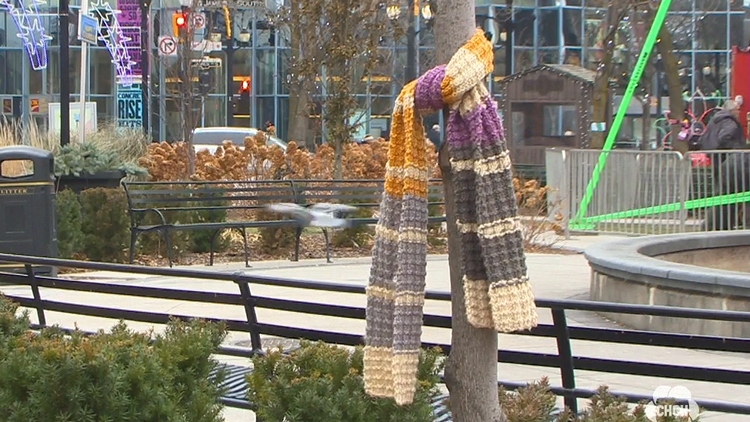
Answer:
[363,29,538,406]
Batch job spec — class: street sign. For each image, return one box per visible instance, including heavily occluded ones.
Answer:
[78,13,99,45]
[190,39,222,53]
[158,36,177,56]
[192,12,206,29]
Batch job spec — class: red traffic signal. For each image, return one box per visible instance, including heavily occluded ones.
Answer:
[172,12,187,37]
[240,78,251,92]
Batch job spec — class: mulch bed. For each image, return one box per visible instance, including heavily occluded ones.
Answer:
[129,230,575,268]
[131,231,450,267]
[56,230,574,273]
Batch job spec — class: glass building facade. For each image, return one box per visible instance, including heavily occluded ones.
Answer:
[0,0,746,142]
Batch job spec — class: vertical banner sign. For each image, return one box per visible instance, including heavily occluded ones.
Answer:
[116,0,141,128]
[116,0,141,78]
[117,83,142,128]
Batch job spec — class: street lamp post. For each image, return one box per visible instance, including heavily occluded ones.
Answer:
[59,0,71,146]
[405,0,416,82]
[225,38,235,127]
[387,0,435,84]
[505,0,512,77]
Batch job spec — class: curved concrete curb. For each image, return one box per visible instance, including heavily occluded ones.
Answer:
[585,231,750,295]
[584,231,750,337]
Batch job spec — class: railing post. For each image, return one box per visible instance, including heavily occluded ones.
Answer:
[235,274,263,355]
[562,149,571,239]
[678,151,689,233]
[551,308,577,414]
[24,264,46,327]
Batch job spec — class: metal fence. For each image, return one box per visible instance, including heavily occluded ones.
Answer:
[1,253,750,417]
[546,149,750,236]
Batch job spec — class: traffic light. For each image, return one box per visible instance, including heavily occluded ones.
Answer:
[199,70,211,95]
[235,78,251,117]
[172,12,187,38]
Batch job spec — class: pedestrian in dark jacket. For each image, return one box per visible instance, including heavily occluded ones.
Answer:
[700,100,745,150]
[427,124,441,148]
[695,100,750,230]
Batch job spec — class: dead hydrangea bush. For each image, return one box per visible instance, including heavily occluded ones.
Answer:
[136,135,556,259]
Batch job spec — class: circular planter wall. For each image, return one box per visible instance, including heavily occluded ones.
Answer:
[585,231,750,338]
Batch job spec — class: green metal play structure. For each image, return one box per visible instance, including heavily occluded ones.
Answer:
[569,0,750,231]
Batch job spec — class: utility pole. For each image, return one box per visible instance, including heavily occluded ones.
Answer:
[505,0,513,76]
[405,0,417,82]
[226,40,234,127]
[140,0,152,135]
[59,0,71,145]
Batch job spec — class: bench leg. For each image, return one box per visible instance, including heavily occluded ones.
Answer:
[208,229,221,266]
[129,230,138,264]
[322,228,332,263]
[241,227,250,268]
[292,226,303,262]
[162,228,174,268]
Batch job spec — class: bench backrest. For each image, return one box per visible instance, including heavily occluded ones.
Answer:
[122,179,445,222]
[122,180,300,215]
[293,179,444,209]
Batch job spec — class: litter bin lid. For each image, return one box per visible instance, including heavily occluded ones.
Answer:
[0,145,54,181]
[0,145,53,160]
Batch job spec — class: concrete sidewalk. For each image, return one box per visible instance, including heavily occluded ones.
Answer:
[1,233,748,421]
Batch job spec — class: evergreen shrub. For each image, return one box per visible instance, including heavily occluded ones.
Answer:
[55,189,84,259]
[0,295,227,422]
[247,341,444,422]
[78,187,130,262]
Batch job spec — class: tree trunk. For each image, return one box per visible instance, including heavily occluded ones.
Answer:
[590,2,621,149]
[288,80,311,147]
[656,25,686,152]
[434,1,507,421]
[640,96,651,150]
[334,137,343,179]
[286,25,312,147]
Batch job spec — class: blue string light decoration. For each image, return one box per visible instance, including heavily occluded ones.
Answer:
[0,0,53,70]
[90,0,136,87]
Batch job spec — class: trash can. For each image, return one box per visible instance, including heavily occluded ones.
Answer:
[0,146,57,275]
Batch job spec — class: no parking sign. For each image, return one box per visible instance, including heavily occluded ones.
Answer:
[192,12,205,29]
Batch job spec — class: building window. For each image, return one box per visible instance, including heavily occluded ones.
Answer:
[543,104,577,137]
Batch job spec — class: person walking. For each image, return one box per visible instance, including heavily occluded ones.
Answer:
[427,123,441,147]
[699,100,745,150]
[694,100,749,230]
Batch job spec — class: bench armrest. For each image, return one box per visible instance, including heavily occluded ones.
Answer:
[131,208,168,228]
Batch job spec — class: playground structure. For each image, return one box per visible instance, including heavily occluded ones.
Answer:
[572,0,750,232]
[548,148,750,236]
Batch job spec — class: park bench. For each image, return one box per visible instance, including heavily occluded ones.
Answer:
[122,180,300,267]
[122,179,446,267]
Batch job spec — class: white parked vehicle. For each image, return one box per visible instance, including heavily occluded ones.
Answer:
[191,127,287,154]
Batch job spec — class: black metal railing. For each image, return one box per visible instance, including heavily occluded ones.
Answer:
[1,253,749,416]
